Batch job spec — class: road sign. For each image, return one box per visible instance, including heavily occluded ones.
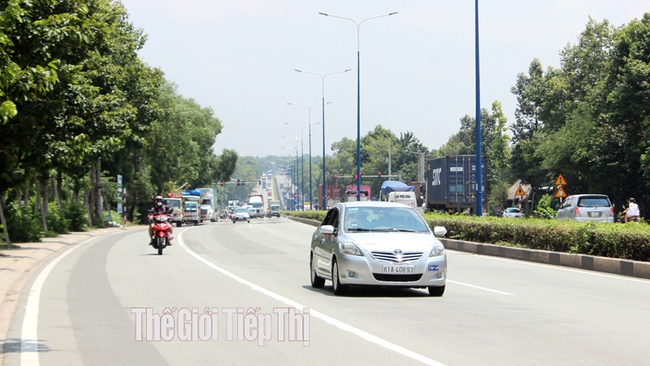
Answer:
[554,186,568,199]
[515,185,526,197]
[555,173,567,186]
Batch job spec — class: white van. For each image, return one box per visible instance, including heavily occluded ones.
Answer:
[387,191,417,207]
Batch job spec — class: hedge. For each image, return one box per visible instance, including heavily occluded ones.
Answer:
[283,210,650,262]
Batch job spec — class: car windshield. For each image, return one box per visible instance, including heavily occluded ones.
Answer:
[164,200,181,209]
[507,208,520,213]
[235,208,247,213]
[344,206,429,233]
[578,197,610,207]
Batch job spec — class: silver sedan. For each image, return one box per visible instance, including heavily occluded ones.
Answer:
[310,201,447,296]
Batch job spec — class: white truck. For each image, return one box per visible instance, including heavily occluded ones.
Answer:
[269,200,281,217]
[248,194,264,218]
[196,187,217,222]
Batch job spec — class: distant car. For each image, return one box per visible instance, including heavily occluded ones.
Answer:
[232,207,250,223]
[555,194,614,223]
[502,207,524,218]
[247,206,257,219]
[310,201,448,296]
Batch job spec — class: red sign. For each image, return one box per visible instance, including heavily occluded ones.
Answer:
[167,193,182,198]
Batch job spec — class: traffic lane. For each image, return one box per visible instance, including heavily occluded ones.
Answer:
[440,250,650,365]
[183,220,650,366]
[4,230,167,366]
[103,227,433,365]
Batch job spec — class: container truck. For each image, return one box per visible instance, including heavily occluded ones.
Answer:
[424,155,486,213]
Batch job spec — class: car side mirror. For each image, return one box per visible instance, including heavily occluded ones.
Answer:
[555,203,561,209]
[433,226,447,237]
[319,225,336,236]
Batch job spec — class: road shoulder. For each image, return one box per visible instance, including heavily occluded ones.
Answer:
[0,226,142,364]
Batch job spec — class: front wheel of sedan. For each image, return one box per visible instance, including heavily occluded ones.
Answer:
[310,255,325,288]
[428,285,445,297]
[331,259,348,296]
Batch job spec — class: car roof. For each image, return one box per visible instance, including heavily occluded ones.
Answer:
[337,201,410,209]
[566,194,610,198]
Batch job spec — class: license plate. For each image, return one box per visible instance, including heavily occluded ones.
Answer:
[382,265,414,274]
[588,211,601,217]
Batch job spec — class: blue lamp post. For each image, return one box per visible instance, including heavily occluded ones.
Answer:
[475,0,483,216]
[319,12,397,201]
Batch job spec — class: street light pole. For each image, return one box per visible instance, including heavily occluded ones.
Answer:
[475,0,483,216]
[282,143,300,210]
[295,68,350,209]
[288,103,325,210]
[319,12,397,201]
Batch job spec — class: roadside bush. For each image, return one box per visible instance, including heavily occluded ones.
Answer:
[47,201,68,234]
[423,212,650,261]
[63,200,88,232]
[284,209,650,261]
[287,210,325,222]
[5,202,42,243]
[533,194,557,219]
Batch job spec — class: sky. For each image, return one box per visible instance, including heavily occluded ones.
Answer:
[118,0,649,158]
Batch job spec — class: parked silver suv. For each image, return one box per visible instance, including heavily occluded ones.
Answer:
[555,194,614,223]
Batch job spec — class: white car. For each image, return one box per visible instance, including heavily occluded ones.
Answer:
[232,207,250,223]
[502,207,524,218]
[310,201,448,296]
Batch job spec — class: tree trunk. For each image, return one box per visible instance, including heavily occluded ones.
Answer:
[41,172,49,232]
[95,159,103,222]
[0,191,11,248]
[85,188,93,227]
[34,176,41,216]
[21,183,29,221]
[55,171,62,213]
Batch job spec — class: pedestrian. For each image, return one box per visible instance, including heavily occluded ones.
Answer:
[625,197,640,223]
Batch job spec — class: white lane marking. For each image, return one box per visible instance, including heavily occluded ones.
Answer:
[20,236,98,366]
[446,280,514,296]
[178,231,446,366]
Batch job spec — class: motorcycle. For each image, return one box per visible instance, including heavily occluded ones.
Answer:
[151,213,172,255]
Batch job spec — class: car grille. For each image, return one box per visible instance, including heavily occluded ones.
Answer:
[373,273,423,282]
[370,251,423,263]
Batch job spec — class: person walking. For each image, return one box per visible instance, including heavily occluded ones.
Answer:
[625,197,640,223]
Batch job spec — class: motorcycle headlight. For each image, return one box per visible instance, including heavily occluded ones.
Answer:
[339,242,363,256]
[429,243,446,257]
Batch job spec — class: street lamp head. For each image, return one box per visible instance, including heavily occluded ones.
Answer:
[319,12,328,16]
[295,69,302,73]
[344,69,352,72]
[389,12,398,16]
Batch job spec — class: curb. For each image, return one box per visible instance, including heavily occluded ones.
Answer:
[439,238,650,280]
[286,216,650,280]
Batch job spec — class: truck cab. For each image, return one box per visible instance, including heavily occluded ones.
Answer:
[163,197,184,227]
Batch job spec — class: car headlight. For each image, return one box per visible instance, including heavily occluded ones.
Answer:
[429,243,445,257]
[339,242,363,256]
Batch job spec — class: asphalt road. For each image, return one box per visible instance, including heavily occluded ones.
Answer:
[5,217,650,365]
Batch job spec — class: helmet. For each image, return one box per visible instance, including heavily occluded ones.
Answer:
[629,197,635,203]
[154,195,163,201]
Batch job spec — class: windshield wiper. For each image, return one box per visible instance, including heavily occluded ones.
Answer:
[346,228,373,232]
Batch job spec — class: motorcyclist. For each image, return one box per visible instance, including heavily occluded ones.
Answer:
[148,196,174,245]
